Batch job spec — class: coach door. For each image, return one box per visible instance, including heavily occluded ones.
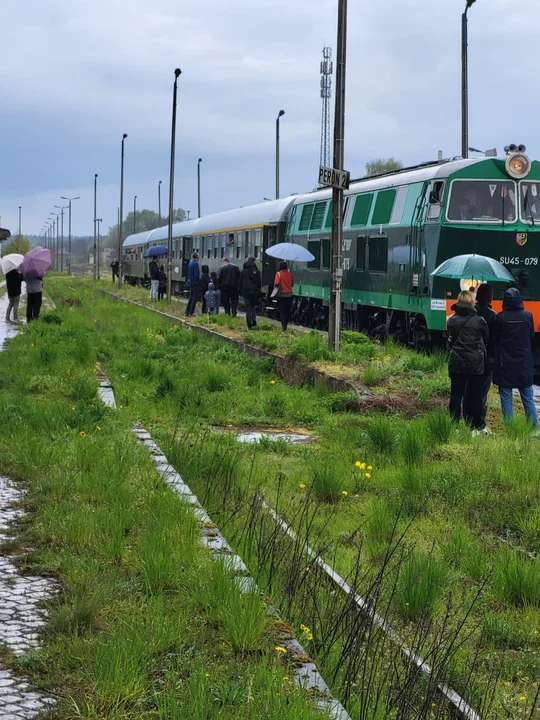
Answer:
[182,237,192,279]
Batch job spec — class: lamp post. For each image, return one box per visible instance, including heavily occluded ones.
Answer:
[133,195,137,234]
[167,68,182,302]
[118,133,128,288]
[158,180,162,223]
[328,0,348,352]
[61,196,80,276]
[276,110,285,199]
[54,205,68,272]
[96,218,103,279]
[92,174,98,280]
[51,214,60,270]
[197,158,202,218]
[462,0,477,160]
[18,205,22,236]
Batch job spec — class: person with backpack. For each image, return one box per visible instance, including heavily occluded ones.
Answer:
[447,290,488,430]
[218,258,240,316]
[204,282,220,315]
[5,268,23,322]
[238,256,261,329]
[273,261,295,331]
[494,287,538,429]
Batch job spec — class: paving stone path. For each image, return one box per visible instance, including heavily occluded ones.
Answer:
[0,293,56,717]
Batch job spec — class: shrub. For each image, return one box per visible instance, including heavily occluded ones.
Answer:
[396,552,448,621]
[365,417,397,456]
[425,409,453,445]
[341,330,370,345]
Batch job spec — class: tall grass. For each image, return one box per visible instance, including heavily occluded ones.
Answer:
[395,551,449,621]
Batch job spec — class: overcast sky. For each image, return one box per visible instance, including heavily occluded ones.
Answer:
[0,0,537,237]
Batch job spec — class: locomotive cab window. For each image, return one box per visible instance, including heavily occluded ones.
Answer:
[372,189,396,225]
[520,182,540,223]
[322,238,330,269]
[368,235,388,272]
[427,181,445,220]
[307,240,320,269]
[390,186,409,224]
[447,180,516,222]
[356,236,366,271]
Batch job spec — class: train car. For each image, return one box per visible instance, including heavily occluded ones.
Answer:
[122,198,296,292]
[285,151,540,352]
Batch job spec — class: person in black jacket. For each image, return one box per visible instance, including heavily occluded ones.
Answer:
[149,258,160,301]
[218,258,240,316]
[5,269,23,322]
[493,287,538,428]
[239,256,262,329]
[200,265,211,314]
[447,290,488,429]
[467,284,497,431]
[158,265,167,301]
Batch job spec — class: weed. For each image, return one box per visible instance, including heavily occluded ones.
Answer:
[396,551,449,621]
[244,331,279,352]
[399,422,427,465]
[492,551,540,607]
[425,409,453,444]
[287,331,332,363]
[364,417,397,455]
[311,462,347,502]
[362,363,389,387]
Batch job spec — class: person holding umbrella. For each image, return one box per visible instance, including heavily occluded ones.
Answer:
[274,261,295,331]
[149,257,160,301]
[20,246,52,323]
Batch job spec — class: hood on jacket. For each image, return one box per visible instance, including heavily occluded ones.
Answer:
[243,260,256,269]
[208,282,215,291]
[450,301,476,316]
[502,286,524,311]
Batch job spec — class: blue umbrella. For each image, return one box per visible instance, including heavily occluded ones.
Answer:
[143,245,168,258]
[265,242,315,262]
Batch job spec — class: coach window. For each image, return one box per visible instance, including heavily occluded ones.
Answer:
[368,235,388,272]
[213,235,218,259]
[390,186,409,224]
[372,189,397,226]
[322,238,330,269]
[350,193,373,227]
[227,233,235,259]
[356,236,366,271]
[254,228,262,258]
[307,240,320,269]
[427,181,445,220]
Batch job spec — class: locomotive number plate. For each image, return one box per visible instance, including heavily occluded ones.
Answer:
[500,256,538,266]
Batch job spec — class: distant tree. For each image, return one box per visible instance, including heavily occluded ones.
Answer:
[107,207,186,243]
[3,235,32,255]
[365,158,403,177]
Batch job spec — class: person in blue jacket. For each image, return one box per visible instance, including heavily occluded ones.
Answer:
[494,287,538,429]
[185,252,201,317]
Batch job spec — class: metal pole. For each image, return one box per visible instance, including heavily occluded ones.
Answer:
[93,173,98,280]
[167,68,182,303]
[197,158,202,217]
[461,1,475,159]
[118,133,128,288]
[68,201,72,275]
[133,195,137,234]
[18,205,21,236]
[158,180,162,223]
[97,218,102,278]
[275,110,285,199]
[60,208,64,272]
[328,0,347,352]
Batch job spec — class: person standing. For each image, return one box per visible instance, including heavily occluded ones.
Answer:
[239,256,262,329]
[25,275,43,323]
[494,287,538,429]
[185,252,201,317]
[468,284,496,432]
[218,258,240,316]
[111,259,119,282]
[5,268,23,322]
[158,265,167,301]
[200,264,211,314]
[447,290,488,430]
[274,261,295,331]
[149,257,160,301]
[204,282,220,315]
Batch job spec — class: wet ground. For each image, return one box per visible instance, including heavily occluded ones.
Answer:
[236,430,312,444]
[0,292,57,717]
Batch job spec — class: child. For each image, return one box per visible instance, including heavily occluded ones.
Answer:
[158,265,167,301]
[204,282,220,315]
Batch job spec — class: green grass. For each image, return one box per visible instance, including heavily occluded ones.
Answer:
[12,275,539,719]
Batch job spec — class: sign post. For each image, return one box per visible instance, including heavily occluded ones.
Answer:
[328,0,348,352]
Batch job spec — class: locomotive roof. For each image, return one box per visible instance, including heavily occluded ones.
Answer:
[123,197,296,249]
[291,158,489,206]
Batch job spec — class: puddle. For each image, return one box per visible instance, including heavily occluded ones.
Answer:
[236,431,312,445]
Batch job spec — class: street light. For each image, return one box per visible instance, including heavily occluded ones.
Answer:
[92,174,98,280]
[118,133,128,288]
[462,0,477,159]
[469,146,498,157]
[197,158,202,218]
[51,213,60,270]
[276,110,285,199]
[54,204,69,272]
[167,68,182,302]
[158,180,162,223]
[61,195,80,276]
[133,195,137,234]
[96,218,103,279]
[18,205,22,236]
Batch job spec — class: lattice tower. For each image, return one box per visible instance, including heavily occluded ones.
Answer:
[320,47,333,169]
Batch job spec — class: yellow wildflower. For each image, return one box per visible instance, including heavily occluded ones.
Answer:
[80,431,86,437]
[367,465,373,470]
[96,426,101,431]
[283,676,290,681]
[520,696,526,701]
[205,673,211,678]
[341,490,348,496]
[119,405,123,408]
[305,567,311,573]
[72,407,76,411]
[299,483,306,489]
[275,646,287,654]
[365,473,371,479]
[270,380,276,385]
[355,461,362,468]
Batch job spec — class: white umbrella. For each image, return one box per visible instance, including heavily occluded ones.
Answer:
[1,254,24,274]
[265,242,315,262]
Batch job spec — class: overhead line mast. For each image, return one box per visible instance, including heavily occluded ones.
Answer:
[320,47,333,171]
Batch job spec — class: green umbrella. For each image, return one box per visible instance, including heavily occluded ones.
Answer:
[430,254,514,283]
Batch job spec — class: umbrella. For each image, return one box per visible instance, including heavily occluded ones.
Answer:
[265,242,315,262]
[1,253,24,274]
[20,246,52,279]
[143,245,168,258]
[430,254,514,283]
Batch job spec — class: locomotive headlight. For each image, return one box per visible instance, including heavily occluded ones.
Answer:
[506,152,531,179]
